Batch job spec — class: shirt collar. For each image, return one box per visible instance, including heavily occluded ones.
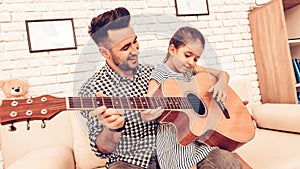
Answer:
[103,62,139,83]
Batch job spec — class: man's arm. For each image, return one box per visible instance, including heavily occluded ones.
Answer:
[95,124,123,154]
[91,106,125,154]
[78,78,125,155]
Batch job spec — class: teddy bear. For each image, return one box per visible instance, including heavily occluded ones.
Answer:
[0,78,30,99]
[0,78,30,145]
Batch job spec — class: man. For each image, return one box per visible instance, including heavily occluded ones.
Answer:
[79,7,162,169]
[79,7,242,169]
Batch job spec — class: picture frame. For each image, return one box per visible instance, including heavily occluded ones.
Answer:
[175,0,209,16]
[25,18,77,53]
[255,0,271,6]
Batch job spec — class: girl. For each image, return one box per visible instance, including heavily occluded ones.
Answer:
[142,26,242,169]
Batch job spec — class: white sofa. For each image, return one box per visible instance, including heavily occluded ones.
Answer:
[230,77,300,169]
[1,78,300,169]
[0,110,107,169]
[236,104,300,169]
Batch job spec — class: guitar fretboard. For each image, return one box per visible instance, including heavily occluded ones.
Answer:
[67,97,193,110]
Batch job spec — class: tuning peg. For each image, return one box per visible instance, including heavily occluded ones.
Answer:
[41,120,46,129]
[27,120,30,130]
[9,123,16,132]
[11,100,18,107]
[26,96,33,104]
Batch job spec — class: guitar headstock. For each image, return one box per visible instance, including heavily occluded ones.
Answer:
[0,95,66,127]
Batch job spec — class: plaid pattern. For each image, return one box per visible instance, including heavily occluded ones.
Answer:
[79,63,158,168]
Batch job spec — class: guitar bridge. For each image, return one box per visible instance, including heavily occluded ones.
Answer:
[215,99,230,119]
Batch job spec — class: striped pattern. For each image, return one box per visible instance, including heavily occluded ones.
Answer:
[151,64,216,169]
[150,64,194,84]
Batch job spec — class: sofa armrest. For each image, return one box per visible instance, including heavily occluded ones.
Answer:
[70,112,107,169]
[6,146,74,169]
[252,103,300,133]
[0,111,73,167]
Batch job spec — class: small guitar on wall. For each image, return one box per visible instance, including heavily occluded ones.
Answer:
[0,72,255,151]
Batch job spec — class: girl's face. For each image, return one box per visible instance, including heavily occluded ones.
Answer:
[167,39,204,73]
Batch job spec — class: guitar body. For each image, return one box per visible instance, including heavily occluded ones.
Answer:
[156,72,255,151]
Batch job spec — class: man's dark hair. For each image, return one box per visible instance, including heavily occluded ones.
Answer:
[88,7,131,48]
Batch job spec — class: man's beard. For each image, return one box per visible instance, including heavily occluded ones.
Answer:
[111,53,139,71]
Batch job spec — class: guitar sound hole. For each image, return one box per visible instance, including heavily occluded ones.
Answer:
[187,93,205,116]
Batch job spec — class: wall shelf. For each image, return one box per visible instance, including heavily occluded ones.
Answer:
[288,38,300,46]
[249,0,300,103]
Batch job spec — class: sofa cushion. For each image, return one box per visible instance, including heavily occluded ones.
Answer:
[0,111,73,167]
[236,129,300,169]
[6,146,74,169]
[252,103,300,133]
[70,111,107,169]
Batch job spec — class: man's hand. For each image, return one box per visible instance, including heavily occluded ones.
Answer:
[90,106,124,154]
[140,107,164,122]
[90,92,125,130]
[90,106,125,130]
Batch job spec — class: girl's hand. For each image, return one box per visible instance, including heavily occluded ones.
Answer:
[140,107,164,122]
[208,80,227,103]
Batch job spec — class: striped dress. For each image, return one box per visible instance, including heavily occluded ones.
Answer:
[150,64,216,169]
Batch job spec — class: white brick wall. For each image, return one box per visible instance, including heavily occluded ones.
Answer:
[0,0,261,104]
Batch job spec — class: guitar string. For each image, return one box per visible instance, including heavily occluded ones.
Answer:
[2,97,204,105]
[1,98,213,122]
[4,97,205,110]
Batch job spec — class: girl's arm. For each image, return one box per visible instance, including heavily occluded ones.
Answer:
[147,79,161,95]
[194,65,229,102]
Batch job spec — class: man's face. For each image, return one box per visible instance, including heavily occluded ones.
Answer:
[105,26,140,72]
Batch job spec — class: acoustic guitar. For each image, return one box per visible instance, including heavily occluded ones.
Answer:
[0,72,255,151]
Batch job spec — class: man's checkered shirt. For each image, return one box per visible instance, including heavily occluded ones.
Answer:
[78,63,157,168]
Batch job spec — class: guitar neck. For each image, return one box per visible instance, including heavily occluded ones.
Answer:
[0,95,193,125]
[66,96,192,110]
